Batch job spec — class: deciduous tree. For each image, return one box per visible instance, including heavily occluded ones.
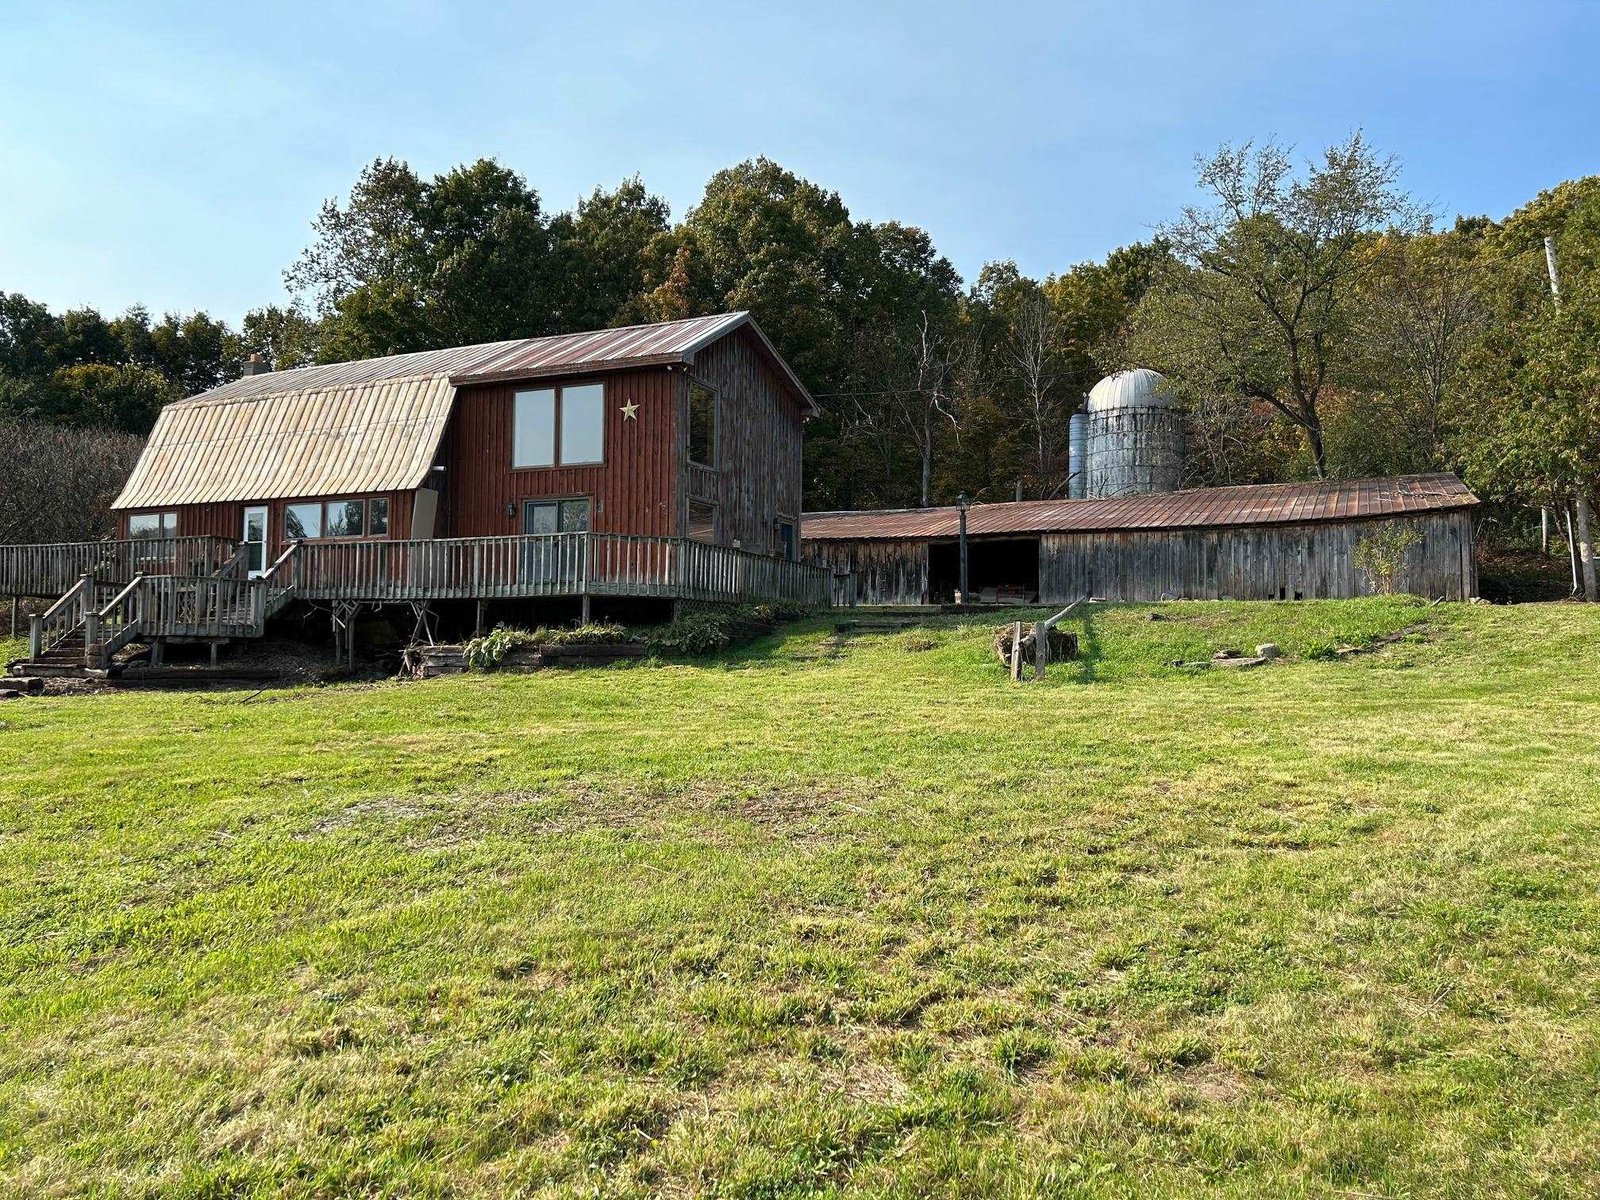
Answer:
[1128,134,1417,477]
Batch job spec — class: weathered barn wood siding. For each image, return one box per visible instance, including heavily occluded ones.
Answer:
[804,511,1476,605]
[444,367,680,539]
[685,328,806,554]
[805,540,930,606]
[1038,511,1476,602]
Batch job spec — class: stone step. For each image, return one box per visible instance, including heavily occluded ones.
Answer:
[7,662,91,678]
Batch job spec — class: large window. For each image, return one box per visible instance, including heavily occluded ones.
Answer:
[284,498,390,541]
[514,382,605,468]
[688,382,716,467]
[521,498,592,585]
[523,497,591,535]
[284,503,322,540]
[560,383,604,465]
[128,512,177,539]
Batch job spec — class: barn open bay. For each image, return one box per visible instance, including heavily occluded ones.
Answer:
[2,599,1597,1196]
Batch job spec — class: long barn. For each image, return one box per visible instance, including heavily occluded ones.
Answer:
[802,474,1479,605]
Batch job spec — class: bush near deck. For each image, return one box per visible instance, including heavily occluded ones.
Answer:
[1,599,1599,1198]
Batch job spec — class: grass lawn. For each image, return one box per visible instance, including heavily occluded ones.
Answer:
[2,599,1598,1198]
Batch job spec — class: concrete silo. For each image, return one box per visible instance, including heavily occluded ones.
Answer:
[1084,368,1184,498]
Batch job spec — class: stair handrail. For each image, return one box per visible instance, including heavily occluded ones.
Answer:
[95,574,147,620]
[28,573,94,660]
[247,543,301,635]
[37,573,93,623]
[85,574,149,670]
[213,544,251,580]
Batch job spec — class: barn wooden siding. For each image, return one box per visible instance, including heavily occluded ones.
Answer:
[804,539,930,606]
[444,367,681,539]
[1038,511,1477,602]
[805,510,1476,605]
[686,328,807,554]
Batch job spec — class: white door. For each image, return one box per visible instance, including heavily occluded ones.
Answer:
[242,506,268,576]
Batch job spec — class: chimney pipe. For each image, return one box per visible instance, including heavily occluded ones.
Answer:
[241,352,271,377]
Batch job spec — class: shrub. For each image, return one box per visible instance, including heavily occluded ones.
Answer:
[462,623,632,670]
[645,611,735,656]
[644,603,813,658]
[1353,525,1422,595]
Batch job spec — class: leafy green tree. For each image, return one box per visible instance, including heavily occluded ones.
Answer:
[241,305,322,370]
[1127,134,1417,477]
[546,178,672,331]
[1455,177,1600,595]
[287,157,556,359]
[46,363,176,433]
[1344,222,1491,473]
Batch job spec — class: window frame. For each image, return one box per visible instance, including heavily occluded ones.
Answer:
[127,511,178,540]
[282,497,393,542]
[521,495,593,536]
[686,379,718,469]
[512,379,608,470]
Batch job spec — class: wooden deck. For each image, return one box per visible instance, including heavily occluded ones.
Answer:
[282,532,832,606]
[0,537,234,599]
[6,533,834,668]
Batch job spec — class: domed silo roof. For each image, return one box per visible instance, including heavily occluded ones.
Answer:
[1086,368,1174,413]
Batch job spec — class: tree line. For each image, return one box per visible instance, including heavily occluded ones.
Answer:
[3,139,1597,580]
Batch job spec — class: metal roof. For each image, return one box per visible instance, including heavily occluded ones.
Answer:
[800,474,1479,541]
[113,374,456,509]
[114,312,814,510]
[1087,368,1175,412]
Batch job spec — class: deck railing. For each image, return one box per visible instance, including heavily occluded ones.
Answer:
[287,533,833,606]
[0,537,236,598]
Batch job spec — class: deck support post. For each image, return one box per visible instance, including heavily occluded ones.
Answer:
[581,593,591,626]
[8,595,16,638]
[474,599,485,636]
[150,639,164,667]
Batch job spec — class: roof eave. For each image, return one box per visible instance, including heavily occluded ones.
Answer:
[448,352,692,388]
[685,312,820,417]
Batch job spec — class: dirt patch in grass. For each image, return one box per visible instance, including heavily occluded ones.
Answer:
[294,784,868,851]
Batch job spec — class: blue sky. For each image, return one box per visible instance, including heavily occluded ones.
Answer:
[2,0,1595,324]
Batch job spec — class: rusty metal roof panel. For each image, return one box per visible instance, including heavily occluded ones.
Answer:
[801,474,1478,541]
[112,373,456,508]
[448,312,749,384]
[113,312,817,510]
[179,313,777,407]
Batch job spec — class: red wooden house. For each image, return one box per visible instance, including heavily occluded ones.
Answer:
[3,313,832,666]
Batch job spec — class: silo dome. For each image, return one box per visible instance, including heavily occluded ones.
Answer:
[1083,367,1184,498]
[1087,368,1174,413]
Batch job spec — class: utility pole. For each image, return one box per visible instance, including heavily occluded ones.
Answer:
[1544,236,1597,600]
[956,492,970,604]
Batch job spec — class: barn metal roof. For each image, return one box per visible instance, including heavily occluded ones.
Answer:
[113,374,456,509]
[800,474,1479,541]
[113,312,814,510]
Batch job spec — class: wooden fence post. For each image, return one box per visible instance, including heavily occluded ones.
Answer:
[1010,621,1024,681]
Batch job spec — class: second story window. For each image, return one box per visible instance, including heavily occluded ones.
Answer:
[514,382,606,469]
[688,382,716,467]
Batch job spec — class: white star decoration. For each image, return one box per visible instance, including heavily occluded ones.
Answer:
[620,399,639,420]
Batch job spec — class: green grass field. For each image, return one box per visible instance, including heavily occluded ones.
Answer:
[2,599,1599,1198]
